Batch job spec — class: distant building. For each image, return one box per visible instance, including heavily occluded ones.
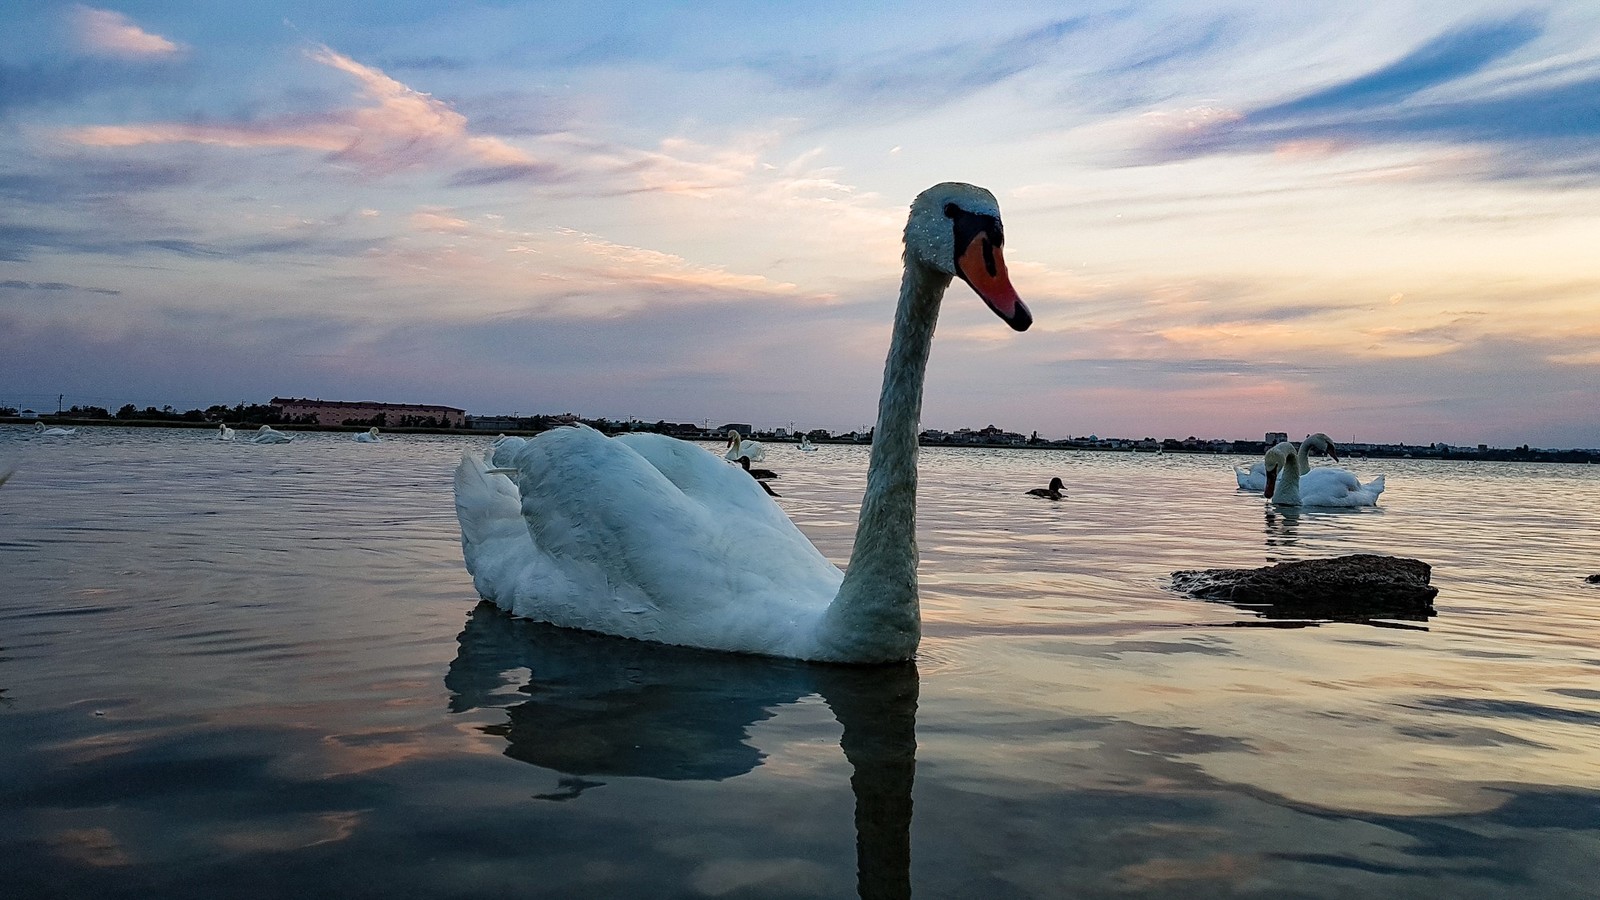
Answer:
[1265,432,1287,445]
[719,423,753,437]
[270,397,465,427]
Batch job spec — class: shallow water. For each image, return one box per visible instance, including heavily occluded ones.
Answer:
[2,426,1598,898]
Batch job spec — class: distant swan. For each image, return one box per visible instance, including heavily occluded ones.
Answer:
[217,423,236,441]
[453,182,1033,663]
[250,425,294,444]
[724,430,766,464]
[798,435,818,452]
[1026,477,1065,500]
[1251,434,1384,507]
[355,427,380,442]
[34,422,77,436]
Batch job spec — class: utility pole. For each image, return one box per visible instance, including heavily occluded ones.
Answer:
[57,394,63,414]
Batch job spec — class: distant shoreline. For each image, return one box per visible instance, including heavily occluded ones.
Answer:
[5,417,1596,464]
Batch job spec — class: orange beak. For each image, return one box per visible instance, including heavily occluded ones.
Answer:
[956,234,1031,332]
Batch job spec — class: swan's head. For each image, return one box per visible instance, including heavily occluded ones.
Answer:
[368,427,379,436]
[1262,442,1296,498]
[905,182,1031,332]
[1302,433,1339,463]
[726,429,741,446]
[34,422,44,432]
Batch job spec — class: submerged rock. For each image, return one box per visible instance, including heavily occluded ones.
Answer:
[1171,553,1438,622]
[1587,574,1600,584]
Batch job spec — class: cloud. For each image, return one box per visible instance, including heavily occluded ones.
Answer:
[0,279,119,296]
[62,46,541,178]
[1254,14,1544,120]
[72,5,183,58]
[1151,13,1600,182]
[741,16,1091,116]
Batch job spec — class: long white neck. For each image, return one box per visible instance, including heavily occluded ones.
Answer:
[816,256,948,662]
[1272,460,1303,505]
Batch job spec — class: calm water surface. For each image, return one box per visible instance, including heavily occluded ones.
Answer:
[2,426,1598,898]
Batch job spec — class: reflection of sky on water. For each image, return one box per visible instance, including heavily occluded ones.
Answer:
[1,427,1598,896]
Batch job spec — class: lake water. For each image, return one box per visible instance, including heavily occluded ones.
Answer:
[2,426,1598,898]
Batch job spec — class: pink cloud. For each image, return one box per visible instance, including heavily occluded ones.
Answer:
[72,5,182,57]
[64,45,536,177]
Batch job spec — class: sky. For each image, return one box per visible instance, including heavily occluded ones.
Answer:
[2,1,1598,448]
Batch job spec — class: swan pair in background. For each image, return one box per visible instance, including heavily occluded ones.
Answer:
[798,435,818,452]
[1235,433,1385,507]
[34,422,77,436]
[455,182,1032,663]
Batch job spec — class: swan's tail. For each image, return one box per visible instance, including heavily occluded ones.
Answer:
[1364,475,1386,496]
[452,449,543,607]
[453,450,525,552]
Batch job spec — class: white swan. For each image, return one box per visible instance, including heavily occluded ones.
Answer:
[34,422,78,436]
[453,182,1033,663]
[1256,433,1385,507]
[724,430,766,463]
[798,434,818,452]
[217,423,236,441]
[250,424,294,444]
[354,426,380,443]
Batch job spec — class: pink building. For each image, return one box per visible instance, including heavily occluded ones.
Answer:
[270,397,466,427]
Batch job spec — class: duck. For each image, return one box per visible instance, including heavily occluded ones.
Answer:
[736,455,781,496]
[217,423,236,441]
[1256,433,1385,507]
[1026,477,1065,500]
[34,422,78,436]
[250,424,294,444]
[355,426,380,443]
[724,430,766,464]
[453,182,1033,663]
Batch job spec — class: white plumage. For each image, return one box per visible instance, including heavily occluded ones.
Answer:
[1240,434,1385,507]
[355,427,380,442]
[724,430,765,463]
[250,425,293,444]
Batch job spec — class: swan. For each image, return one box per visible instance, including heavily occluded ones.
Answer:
[34,422,78,436]
[453,182,1032,663]
[354,427,380,442]
[798,434,818,452]
[724,430,766,463]
[1257,433,1385,507]
[1026,477,1065,500]
[250,424,294,444]
[217,423,236,441]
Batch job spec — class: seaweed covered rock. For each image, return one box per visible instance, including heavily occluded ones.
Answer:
[1171,554,1437,622]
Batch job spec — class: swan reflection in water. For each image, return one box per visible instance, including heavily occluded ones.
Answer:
[446,602,917,900]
